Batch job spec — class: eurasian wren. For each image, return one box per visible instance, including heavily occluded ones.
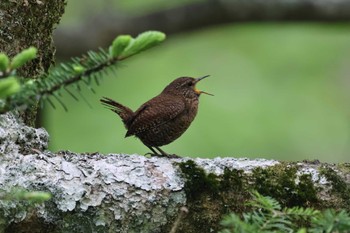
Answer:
[100,75,212,157]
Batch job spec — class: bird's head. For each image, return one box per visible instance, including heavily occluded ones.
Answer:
[162,75,213,99]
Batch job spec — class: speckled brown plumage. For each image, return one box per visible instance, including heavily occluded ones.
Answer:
[100,76,212,157]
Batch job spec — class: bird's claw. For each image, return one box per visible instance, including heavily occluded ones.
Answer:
[144,152,181,159]
[166,154,181,159]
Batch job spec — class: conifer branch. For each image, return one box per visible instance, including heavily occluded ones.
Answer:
[0,31,166,113]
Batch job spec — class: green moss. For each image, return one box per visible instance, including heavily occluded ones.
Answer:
[179,161,248,199]
[177,161,324,233]
[219,168,245,192]
[61,210,108,233]
[5,216,56,233]
[179,160,219,200]
[252,163,319,207]
[337,163,350,174]
[320,166,350,210]
[176,160,250,233]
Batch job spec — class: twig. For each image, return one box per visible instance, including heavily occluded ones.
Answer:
[169,206,189,233]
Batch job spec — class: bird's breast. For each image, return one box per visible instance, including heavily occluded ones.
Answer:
[184,98,199,121]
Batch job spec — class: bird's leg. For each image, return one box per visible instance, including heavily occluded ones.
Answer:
[154,147,168,156]
[155,147,181,158]
[146,146,160,156]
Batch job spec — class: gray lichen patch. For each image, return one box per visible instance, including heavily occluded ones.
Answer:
[0,151,187,232]
[193,157,280,174]
[0,112,49,154]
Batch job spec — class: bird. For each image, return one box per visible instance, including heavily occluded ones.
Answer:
[100,75,213,157]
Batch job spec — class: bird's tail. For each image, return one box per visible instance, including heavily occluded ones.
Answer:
[100,97,134,126]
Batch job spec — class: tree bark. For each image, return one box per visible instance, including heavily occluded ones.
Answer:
[1,112,349,233]
[55,0,350,58]
[0,0,66,126]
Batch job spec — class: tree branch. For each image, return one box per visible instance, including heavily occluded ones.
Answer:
[1,112,349,232]
[55,0,350,58]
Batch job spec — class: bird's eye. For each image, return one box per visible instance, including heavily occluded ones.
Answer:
[187,82,193,87]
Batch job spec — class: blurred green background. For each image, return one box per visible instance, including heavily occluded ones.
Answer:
[44,1,350,162]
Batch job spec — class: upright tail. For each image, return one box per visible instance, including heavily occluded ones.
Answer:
[100,97,134,127]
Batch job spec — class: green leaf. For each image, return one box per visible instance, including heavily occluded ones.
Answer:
[0,53,10,72]
[109,35,133,58]
[0,76,21,99]
[73,64,85,74]
[121,31,166,58]
[22,191,52,202]
[10,47,37,70]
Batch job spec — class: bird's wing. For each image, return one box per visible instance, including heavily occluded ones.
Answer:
[125,95,185,137]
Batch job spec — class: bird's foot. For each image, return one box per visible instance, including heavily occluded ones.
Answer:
[146,147,181,158]
[165,153,181,159]
[144,152,181,159]
[155,153,182,159]
[144,152,158,158]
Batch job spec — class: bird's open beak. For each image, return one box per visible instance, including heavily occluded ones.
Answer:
[194,75,214,96]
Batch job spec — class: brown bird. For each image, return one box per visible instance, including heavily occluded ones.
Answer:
[100,75,212,157]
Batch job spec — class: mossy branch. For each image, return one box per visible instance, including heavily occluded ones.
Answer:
[0,31,166,113]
